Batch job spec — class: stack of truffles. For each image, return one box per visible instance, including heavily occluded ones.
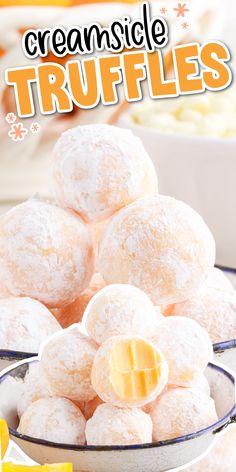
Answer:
[0,124,235,446]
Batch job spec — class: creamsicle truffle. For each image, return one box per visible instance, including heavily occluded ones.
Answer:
[90,219,110,270]
[91,335,168,408]
[0,199,94,308]
[151,317,212,386]
[142,373,210,414]
[18,397,86,444]
[52,124,158,223]
[85,403,152,445]
[84,284,158,345]
[167,288,236,343]
[204,267,234,292]
[98,196,215,305]
[40,327,97,402]
[53,273,106,328]
[17,363,52,418]
[150,387,218,441]
[0,297,61,352]
[186,425,236,472]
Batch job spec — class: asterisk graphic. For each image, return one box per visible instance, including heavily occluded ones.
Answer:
[5,112,16,124]
[174,3,189,17]
[8,123,28,142]
[182,21,189,29]
[30,122,40,134]
[160,7,167,14]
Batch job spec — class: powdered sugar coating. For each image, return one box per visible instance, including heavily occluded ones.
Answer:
[0,199,94,308]
[98,195,215,305]
[52,124,158,223]
[189,373,210,396]
[53,273,106,329]
[91,334,168,408]
[18,397,86,445]
[186,425,236,471]
[40,327,97,402]
[204,267,234,292]
[142,373,210,414]
[85,403,152,445]
[154,306,164,322]
[0,297,61,352]
[17,363,53,418]
[150,387,218,441]
[84,284,159,345]
[167,288,236,343]
[151,316,212,386]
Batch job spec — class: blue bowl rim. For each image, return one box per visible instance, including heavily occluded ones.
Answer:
[1,339,236,360]
[1,361,235,452]
[0,350,37,360]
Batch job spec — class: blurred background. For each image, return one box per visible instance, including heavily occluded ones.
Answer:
[0,0,236,267]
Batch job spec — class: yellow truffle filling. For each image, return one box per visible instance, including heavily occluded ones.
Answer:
[0,418,9,460]
[2,464,73,472]
[111,339,161,400]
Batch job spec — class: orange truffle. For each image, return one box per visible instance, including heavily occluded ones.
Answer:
[0,297,61,352]
[52,124,158,223]
[84,284,158,345]
[166,287,236,343]
[85,403,153,446]
[18,397,86,445]
[150,387,218,441]
[151,316,213,386]
[0,199,94,308]
[40,327,97,402]
[91,335,168,408]
[98,196,215,305]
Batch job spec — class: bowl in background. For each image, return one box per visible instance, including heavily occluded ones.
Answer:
[0,360,235,472]
[118,112,236,269]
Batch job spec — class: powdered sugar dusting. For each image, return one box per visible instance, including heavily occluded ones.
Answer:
[150,387,218,441]
[18,397,86,445]
[40,327,97,402]
[0,199,94,307]
[84,283,159,345]
[99,195,215,304]
[168,287,236,343]
[0,297,61,352]
[151,316,212,386]
[52,124,158,222]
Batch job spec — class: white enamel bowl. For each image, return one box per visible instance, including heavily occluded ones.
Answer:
[0,350,37,372]
[118,112,236,269]
[0,360,235,472]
